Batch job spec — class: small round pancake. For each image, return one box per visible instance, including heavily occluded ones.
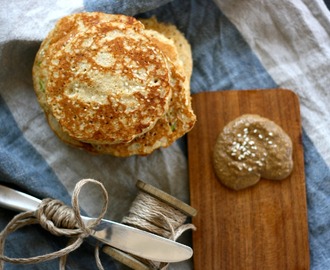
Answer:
[33,12,172,144]
[213,114,293,190]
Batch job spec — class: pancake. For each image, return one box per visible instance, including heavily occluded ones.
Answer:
[33,13,144,111]
[33,13,196,156]
[33,12,172,145]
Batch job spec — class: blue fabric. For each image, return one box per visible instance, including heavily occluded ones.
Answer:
[84,0,172,16]
[0,95,70,202]
[303,130,330,270]
[324,0,330,9]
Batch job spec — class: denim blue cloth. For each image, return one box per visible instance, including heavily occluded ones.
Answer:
[0,0,329,269]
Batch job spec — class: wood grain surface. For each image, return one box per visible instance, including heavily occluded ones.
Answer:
[188,89,309,270]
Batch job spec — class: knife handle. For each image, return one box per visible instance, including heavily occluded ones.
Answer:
[103,246,149,270]
[136,180,197,217]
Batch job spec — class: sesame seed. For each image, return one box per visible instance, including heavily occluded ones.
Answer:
[256,161,263,166]
[258,134,263,139]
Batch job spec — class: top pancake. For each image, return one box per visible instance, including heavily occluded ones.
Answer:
[33,12,172,144]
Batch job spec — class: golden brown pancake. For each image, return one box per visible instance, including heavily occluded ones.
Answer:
[33,12,172,145]
[33,13,196,156]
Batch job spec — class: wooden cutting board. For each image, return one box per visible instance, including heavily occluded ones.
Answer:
[188,89,309,270]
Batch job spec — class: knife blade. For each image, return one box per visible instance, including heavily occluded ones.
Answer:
[0,184,193,262]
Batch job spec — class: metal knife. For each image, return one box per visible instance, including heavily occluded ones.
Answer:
[0,184,193,263]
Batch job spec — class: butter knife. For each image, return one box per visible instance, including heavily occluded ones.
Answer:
[0,184,193,263]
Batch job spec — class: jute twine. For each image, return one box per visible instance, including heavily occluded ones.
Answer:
[0,179,108,270]
[122,191,196,270]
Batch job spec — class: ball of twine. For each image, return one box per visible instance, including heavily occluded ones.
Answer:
[119,180,197,270]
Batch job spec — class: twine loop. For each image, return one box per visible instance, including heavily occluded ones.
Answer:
[0,178,108,269]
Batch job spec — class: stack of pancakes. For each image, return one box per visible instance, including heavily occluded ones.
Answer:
[32,12,196,157]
